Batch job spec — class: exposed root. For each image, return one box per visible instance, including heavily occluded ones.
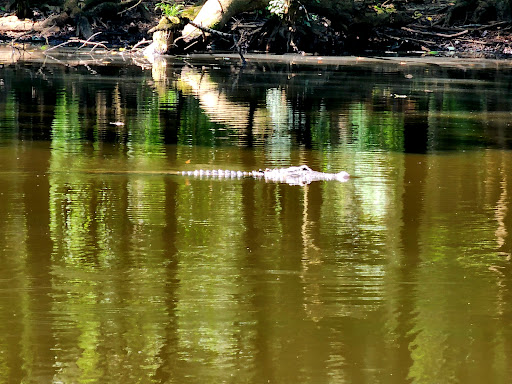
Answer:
[2,0,512,58]
[185,20,248,64]
[374,19,512,56]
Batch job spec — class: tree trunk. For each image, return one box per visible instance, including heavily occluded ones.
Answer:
[181,0,387,43]
[182,0,269,42]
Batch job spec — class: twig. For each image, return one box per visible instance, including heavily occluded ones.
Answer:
[45,35,109,53]
[401,27,469,38]
[79,40,109,52]
[172,35,185,46]
[460,21,509,30]
[409,23,464,32]
[45,40,72,52]
[131,38,152,51]
[77,32,102,49]
[458,38,504,46]
[381,32,435,49]
[188,21,233,39]
[118,0,142,15]
[183,40,199,51]
[186,21,247,64]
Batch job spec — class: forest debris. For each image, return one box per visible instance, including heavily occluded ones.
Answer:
[45,32,109,52]
[0,15,34,32]
[408,23,465,32]
[401,27,469,38]
[0,13,69,43]
[33,12,70,32]
[187,21,234,40]
[1,0,512,58]
[130,38,152,51]
[379,31,435,50]
[118,0,142,15]
[460,21,509,30]
[458,37,506,46]
[184,20,247,64]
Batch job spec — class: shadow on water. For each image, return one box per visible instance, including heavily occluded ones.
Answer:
[1,50,512,383]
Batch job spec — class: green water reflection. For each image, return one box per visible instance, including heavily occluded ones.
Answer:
[0,56,512,383]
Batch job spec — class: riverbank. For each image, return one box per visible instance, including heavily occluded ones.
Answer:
[1,6,512,58]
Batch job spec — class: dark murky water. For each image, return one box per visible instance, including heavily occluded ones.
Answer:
[1,50,512,383]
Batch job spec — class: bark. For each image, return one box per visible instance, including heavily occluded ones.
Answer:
[181,0,388,43]
[182,0,268,42]
[146,16,182,55]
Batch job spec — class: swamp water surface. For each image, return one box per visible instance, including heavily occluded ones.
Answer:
[1,51,512,383]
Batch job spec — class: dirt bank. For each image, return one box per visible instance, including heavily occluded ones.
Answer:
[1,3,511,58]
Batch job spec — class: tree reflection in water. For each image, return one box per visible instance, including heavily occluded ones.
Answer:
[0,55,511,383]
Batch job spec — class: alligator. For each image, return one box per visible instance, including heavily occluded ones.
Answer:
[181,165,350,186]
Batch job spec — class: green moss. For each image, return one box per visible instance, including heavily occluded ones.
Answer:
[181,5,201,20]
